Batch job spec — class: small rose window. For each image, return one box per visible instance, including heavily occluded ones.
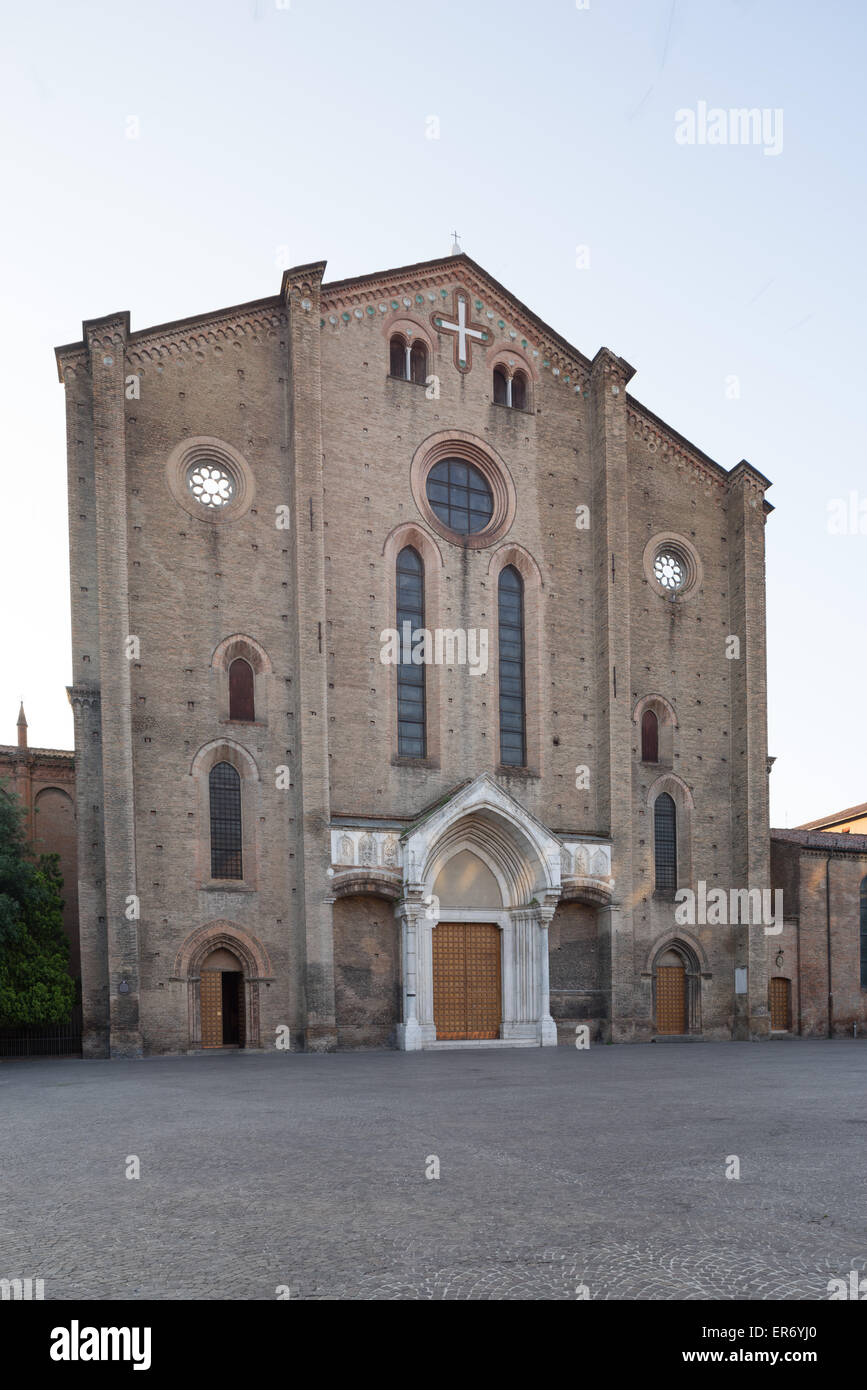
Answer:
[654,550,685,592]
[187,462,236,509]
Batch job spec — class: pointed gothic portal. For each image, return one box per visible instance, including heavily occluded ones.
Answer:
[432,289,488,372]
[396,774,561,1050]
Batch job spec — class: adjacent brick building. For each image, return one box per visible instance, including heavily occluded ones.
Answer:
[770,828,867,1037]
[52,250,860,1057]
[0,705,79,978]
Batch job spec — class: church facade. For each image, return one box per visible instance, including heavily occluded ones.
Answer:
[56,252,778,1058]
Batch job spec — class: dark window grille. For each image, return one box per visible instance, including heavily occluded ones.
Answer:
[641,708,659,762]
[396,546,426,758]
[654,792,677,892]
[426,457,493,535]
[390,335,407,379]
[229,658,255,722]
[210,761,242,879]
[493,366,508,405]
[410,340,428,384]
[498,565,526,767]
[512,371,528,410]
[861,877,867,989]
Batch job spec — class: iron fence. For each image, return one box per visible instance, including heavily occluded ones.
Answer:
[0,1005,82,1059]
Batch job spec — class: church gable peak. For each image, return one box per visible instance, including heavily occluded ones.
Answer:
[318,253,593,390]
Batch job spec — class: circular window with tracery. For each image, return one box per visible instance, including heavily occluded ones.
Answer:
[654,550,685,592]
[187,461,237,509]
[644,533,702,600]
[410,431,516,549]
[165,436,255,523]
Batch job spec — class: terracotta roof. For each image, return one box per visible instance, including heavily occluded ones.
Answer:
[771,827,867,853]
[796,801,867,830]
[0,744,74,759]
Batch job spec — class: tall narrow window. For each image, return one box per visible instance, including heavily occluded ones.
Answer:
[641,709,659,763]
[498,565,526,767]
[209,762,242,879]
[654,792,677,892]
[861,877,867,989]
[493,366,508,405]
[511,371,528,410]
[229,658,255,722]
[389,335,408,380]
[396,546,425,758]
[410,340,428,385]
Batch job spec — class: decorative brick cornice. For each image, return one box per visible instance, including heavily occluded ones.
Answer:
[280,261,327,303]
[727,457,773,495]
[57,300,289,377]
[627,405,730,495]
[54,344,89,383]
[591,346,636,387]
[84,311,130,354]
[127,305,288,370]
[67,685,101,711]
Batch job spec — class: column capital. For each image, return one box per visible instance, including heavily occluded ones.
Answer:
[395,895,429,926]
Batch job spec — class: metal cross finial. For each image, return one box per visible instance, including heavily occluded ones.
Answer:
[451,230,461,255]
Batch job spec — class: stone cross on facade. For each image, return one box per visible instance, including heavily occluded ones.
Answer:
[433,290,488,373]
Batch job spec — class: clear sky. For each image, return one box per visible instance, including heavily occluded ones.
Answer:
[1,0,864,827]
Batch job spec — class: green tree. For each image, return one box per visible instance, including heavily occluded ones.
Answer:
[0,788,75,1026]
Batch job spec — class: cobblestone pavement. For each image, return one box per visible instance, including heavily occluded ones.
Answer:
[1,1041,865,1300]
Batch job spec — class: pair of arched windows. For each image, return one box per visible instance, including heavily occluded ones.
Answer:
[395,546,526,767]
[389,335,428,384]
[493,366,528,411]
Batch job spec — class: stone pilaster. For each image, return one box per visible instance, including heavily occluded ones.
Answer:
[85,312,142,1058]
[727,461,773,1038]
[66,687,108,1055]
[590,347,637,1038]
[282,264,337,1051]
[536,902,558,1045]
[395,896,432,1050]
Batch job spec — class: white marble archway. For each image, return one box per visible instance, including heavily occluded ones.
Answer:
[396,775,562,1050]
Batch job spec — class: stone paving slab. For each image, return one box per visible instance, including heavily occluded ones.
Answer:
[0,1040,865,1300]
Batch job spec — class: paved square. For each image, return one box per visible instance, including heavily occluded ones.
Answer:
[2,1041,865,1300]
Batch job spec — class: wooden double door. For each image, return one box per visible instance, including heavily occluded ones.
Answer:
[769,977,791,1031]
[656,963,687,1035]
[201,970,245,1048]
[432,922,502,1040]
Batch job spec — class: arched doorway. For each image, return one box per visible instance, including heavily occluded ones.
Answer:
[651,938,703,1036]
[655,949,686,1034]
[174,921,272,1051]
[396,773,563,1049]
[431,849,503,1041]
[200,947,245,1048]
